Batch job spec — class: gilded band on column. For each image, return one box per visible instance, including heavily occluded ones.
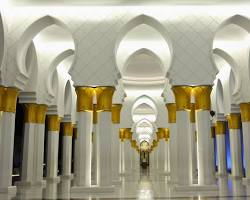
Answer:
[24,103,48,124]
[0,87,19,113]
[172,86,192,111]
[239,103,250,122]
[62,122,73,136]
[193,86,212,110]
[112,104,122,124]
[95,86,115,112]
[227,113,241,129]
[47,115,61,132]
[215,121,226,135]
[75,87,94,112]
[166,103,176,123]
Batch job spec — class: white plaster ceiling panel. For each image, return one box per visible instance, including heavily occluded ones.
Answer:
[3,6,250,88]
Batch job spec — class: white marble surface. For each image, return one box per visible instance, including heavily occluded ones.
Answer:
[229,129,243,177]
[4,168,250,200]
[242,122,250,179]
[216,134,227,176]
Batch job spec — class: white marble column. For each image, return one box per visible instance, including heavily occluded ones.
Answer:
[111,104,122,184]
[17,104,47,186]
[61,122,73,178]
[124,138,132,174]
[227,113,243,178]
[95,86,115,190]
[164,137,170,175]
[190,103,197,182]
[156,129,165,173]
[172,86,192,186]
[194,86,215,185]
[0,87,19,194]
[46,115,61,182]
[71,87,94,191]
[210,125,216,177]
[239,103,250,183]
[92,105,98,185]
[119,130,125,175]
[215,121,227,176]
[166,103,177,184]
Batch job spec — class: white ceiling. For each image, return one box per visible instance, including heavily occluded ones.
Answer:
[10,0,250,6]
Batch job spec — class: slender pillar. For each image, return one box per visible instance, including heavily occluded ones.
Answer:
[18,104,47,185]
[166,103,177,184]
[157,128,165,173]
[46,115,61,181]
[210,125,216,177]
[193,86,215,185]
[164,129,170,175]
[73,125,78,178]
[61,122,73,178]
[227,113,243,178]
[111,104,122,184]
[239,103,250,182]
[72,87,94,188]
[119,128,125,175]
[92,104,98,185]
[172,86,192,185]
[123,128,132,174]
[130,140,137,171]
[95,86,115,188]
[190,103,197,181]
[215,121,227,176]
[0,87,19,194]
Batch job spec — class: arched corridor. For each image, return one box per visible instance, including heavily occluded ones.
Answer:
[1,0,250,199]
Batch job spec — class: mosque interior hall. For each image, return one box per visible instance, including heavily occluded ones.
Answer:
[1,0,250,199]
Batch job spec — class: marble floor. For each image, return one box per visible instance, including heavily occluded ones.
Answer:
[1,169,250,199]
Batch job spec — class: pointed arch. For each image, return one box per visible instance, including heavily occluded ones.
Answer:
[123,48,164,75]
[115,14,173,74]
[215,79,225,114]
[46,49,74,99]
[213,48,239,96]
[16,15,76,83]
[64,80,72,116]
[217,15,250,34]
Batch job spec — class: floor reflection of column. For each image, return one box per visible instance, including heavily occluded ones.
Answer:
[43,181,58,199]
[137,168,154,200]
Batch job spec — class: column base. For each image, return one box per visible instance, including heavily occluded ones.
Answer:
[112,180,122,185]
[46,177,61,183]
[71,185,115,193]
[173,184,218,192]
[229,174,243,179]
[216,172,228,178]
[60,174,74,180]
[15,180,46,187]
[0,186,17,195]
[242,178,250,185]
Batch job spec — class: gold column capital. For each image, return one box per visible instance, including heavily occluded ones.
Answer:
[131,140,137,148]
[36,104,48,124]
[119,128,126,142]
[190,103,195,123]
[112,104,122,124]
[0,86,5,111]
[93,104,97,124]
[124,128,132,140]
[95,86,115,112]
[24,104,48,124]
[164,128,170,141]
[24,103,37,123]
[47,115,61,132]
[227,113,241,129]
[172,86,192,111]
[2,87,19,113]
[215,121,226,135]
[193,86,212,110]
[240,103,250,122]
[211,126,215,138]
[166,103,176,123]
[157,128,165,140]
[62,122,73,136]
[75,87,94,112]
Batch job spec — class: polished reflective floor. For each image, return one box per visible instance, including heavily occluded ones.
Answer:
[1,169,250,199]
